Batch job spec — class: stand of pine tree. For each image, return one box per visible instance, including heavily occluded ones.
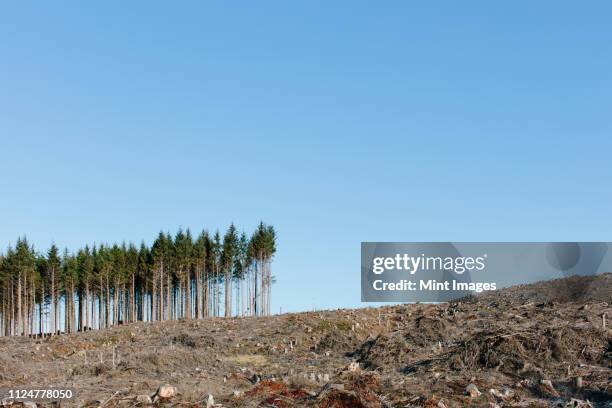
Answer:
[0,223,276,337]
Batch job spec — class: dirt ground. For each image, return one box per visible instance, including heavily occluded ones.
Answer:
[0,274,610,407]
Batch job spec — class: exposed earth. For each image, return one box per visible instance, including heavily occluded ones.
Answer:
[1,274,610,407]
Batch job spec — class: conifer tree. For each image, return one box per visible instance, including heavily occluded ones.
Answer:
[0,223,277,336]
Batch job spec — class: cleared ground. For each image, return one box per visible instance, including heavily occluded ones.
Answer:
[1,274,610,407]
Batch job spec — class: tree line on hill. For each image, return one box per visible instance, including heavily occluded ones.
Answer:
[0,222,276,337]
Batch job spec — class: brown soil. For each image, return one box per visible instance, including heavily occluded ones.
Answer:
[0,274,610,407]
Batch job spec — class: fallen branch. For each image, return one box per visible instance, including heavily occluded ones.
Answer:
[99,391,120,408]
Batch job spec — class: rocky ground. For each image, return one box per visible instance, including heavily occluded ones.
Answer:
[0,274,610,407]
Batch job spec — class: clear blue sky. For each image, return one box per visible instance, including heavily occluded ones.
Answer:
[1,2,611,312]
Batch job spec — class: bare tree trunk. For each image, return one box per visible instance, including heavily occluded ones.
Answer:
[159,260,164,321]
[105,276,110,328]
[17,272,22,336]
[186,269,191,320]
[246,268,250,317]
[98,278,103,329]
[85,282,90,330]
[252,264,256,317]
[224,267,230,318]
[144,279,148,322]
[122,283,127,323]
[218,267,221,317]
[23,273,29,337]
[3,286,7,336]
[31,274,36,336]
[96,287,100,330]
[72,279,76,333]
[195,265,201,319]
[167,272,171,321]
[51,268,55,335]
[25,274,29,336]
[11,282,15,335]
[241,273,245,317]
[152,272,157,322]
[40,281,44,337]
[131,274,135,323]
[64,288,69,334]
[113,280,118,325]
[267,259,271,316]
[204,268,209,317]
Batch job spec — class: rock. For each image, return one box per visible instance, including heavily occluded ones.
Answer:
[1,398,13,407]
[206,394,215,408]
[489,388,504,400]
[232,390,242,398]
[155,384,177,400]
[22,403,37,408]
[135,394,152,405]
[347,361,360,372]
[465,383,481,398]
[555,398,593,408]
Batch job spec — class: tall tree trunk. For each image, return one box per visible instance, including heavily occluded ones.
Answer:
[216,268,220,318]
[31,274,36,336]
[113,280,119,325]
[123,283,127,322]
[224,267,230,318]
[204,268,209,317]
[105,276,110,328]
[131,274,135,323]
[186,269,191,320]
[23,273,29,337]
[85,282,90,330]
[78,284,83,332]
[152,273,157,322]
[40,281,44,337]
[64,288,69,334]
[51,268,55,335]
[3,286,8,336]
[252,263,257,317]
[195,265,201,319]
[17,271,22,336]
[167,273,171,321]
[144,279,148,322]
[98,278,103,330]
[241,273,245,317]
[71,279,76,333]
[159,260,164,321]
[95,288,99,330]
[11,281,15,335]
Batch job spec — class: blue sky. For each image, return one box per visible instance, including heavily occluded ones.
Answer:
[1,2,611,312]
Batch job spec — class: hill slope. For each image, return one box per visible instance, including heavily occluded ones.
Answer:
[0,274,610,407]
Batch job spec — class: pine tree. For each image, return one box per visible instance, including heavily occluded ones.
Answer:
[222,224,238,317]
[46,244,61,335]
[0,224,277,336]
[77,246,94,331]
